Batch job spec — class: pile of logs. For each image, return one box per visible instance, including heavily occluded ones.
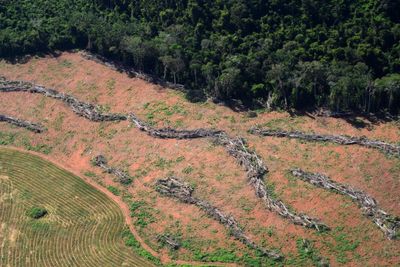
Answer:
[92,155,132,185]
[0,114,45,133]
[250,127,400,158]
[0,77,127,122]
[155,177,283,260]
[290,168,400,240]
[81,52,185,92]
[214,133,329,232]
[128,113,222,139]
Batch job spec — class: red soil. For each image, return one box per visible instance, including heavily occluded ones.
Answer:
[0,52,399,266]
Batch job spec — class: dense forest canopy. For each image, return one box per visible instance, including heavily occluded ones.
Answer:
[1,0,400,113]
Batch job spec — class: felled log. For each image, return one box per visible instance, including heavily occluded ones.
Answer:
[93,155,132,185]
[214,133,329,232]
[0,77,127,122]
[128,113,222,139]
[290,168,400,240]
[312,109,353,118]
[81,51,185,92]
[155,177,283,260]
[156,234,181,250]
[249,127,400,158]
[0,114,45,133]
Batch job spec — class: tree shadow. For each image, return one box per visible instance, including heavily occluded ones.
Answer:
[3,50,64,65]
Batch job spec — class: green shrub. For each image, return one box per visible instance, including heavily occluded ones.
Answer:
[26,207,48,219]
[107,186,121,196]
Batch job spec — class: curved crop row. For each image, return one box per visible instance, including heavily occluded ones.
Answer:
[0,148,154,267]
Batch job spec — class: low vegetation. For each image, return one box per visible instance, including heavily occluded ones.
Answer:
[26,207,48,219]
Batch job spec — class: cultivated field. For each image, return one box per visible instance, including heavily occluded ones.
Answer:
[0,147,154,267]
[0,52,399,266]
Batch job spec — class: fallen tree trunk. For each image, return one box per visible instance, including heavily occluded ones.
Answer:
[156,234,181,250]
[0,77,127,122]
[249,127,400,158]
[81,51,186,92]
[214,133,329,232]
[92,155,132,185]
[155,177,283,260]
[290,168,400,240]
[128,113,222,139]
[0,114,45,133]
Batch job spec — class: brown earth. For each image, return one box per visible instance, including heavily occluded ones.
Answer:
[0,52,399,266]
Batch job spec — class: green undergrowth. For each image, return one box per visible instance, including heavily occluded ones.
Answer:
[122,229,162,266]
[130,200,156,228]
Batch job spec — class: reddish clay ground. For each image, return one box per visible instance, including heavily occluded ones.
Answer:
[0,52,399,266]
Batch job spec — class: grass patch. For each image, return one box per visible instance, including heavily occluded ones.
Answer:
[26,207,48,219]
[107,185,121,196]
[0,131,16,145]
[130,201,156,228]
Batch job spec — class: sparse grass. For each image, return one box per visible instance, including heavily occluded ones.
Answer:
[83,171,97,177]
[0,131,16,145]
[143,101,187,125]
[182,165,194,174]
[0,148,155,266]
[261,116,306,130]
[20,137,52,154]
[130,200,156,228]
[106,78,116,96]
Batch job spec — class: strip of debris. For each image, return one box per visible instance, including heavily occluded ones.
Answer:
[214,133,329,232]
[0,114,45,133]
[290,168,400,240]
[128,113,222,139]
[0,77,127,122]
[250,127,400,158]
[155,177,283,260]
[81,51,185,92]
[92,155,132,185]
[0,76,327,231]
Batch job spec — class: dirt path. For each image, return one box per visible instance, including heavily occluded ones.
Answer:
[1,146,237,267]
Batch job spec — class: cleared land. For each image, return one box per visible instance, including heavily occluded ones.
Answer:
[0,147,154,267]
[0,52,399,266]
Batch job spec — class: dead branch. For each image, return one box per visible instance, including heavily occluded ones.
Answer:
[155,177,283,260]
[93,155,132,185]
[0,114,45,133]
[128,113,222,139]
[290,168,400,240]
[250,127,400,158]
